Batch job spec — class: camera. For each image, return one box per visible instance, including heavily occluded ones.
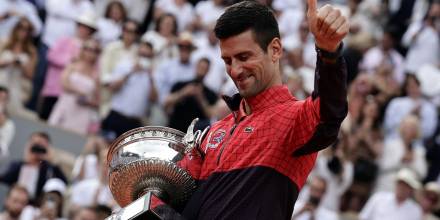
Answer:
[30,144,47,154]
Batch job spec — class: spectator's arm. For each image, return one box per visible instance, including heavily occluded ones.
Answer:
[20,48,37,79]
[148,72,158,103]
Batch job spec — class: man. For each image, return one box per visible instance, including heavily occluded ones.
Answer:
[0,132,67,203]
[291,176,339,220]
[164,58,218,132]
[178,0,349,219]
[0,185,29,220]
[359,168,423,220]
[101,39,158,139]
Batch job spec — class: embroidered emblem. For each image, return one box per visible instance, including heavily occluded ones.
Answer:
[206,129,226,149]
[244,126,254,133]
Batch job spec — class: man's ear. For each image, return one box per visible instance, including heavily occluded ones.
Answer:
[269,38,283,63]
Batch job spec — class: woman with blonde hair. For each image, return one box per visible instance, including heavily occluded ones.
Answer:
[0,17,37,115]
[48,39,100,135]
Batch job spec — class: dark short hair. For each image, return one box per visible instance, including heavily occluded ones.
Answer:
[214,0,280,52]
[155,13,178,36]
[0,86,9,94]
[31,131,51,143]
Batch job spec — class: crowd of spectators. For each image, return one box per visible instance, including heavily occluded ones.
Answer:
[0,0,439,219]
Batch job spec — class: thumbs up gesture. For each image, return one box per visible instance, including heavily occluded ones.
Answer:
[307,0,349,52]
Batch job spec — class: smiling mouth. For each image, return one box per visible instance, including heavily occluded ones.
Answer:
[237,75,252,88]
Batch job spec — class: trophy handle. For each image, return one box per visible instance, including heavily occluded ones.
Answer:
[183,118,209,158]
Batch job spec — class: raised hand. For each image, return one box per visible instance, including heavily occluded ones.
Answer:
[307,0,349,52]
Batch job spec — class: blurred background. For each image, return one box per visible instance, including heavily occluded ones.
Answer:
[0,0,439,219]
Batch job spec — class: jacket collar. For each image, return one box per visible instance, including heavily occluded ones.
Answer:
[222,85,294,123]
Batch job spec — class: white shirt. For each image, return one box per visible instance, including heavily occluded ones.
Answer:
[291,201,339,220]
[42,0,94,47]
[0,0,42,38]
[313,155,354,211]
[194,0,224,27]
[18,165,39,198]
[360,46,405,84]
[70,178,114,208]
[96,18,122,47]
[384,97,437,140]
[156,0,195,31]
[110,58,153,118]
[402,22,440,73]
[375,138,427,192]
[359,191,423,220]
[154,58,195,104]
[71,154,99,181]
[0,119,15,157]
[192,39,227,94]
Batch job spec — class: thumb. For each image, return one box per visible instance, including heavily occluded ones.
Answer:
[307,0,317,18]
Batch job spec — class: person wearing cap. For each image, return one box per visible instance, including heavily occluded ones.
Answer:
[359,168,423,220]
[101,37,158,139]
[39,11,97,121]
[154,31,197,107]
[418,182,440,220]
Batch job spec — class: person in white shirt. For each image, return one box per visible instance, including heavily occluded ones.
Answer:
[0,87,15,158]
[402,1,440,74]
[154,32,197,105]
[376,115,428,192]
[155,0,195,31]
[0,0,42,38]
[384,74,438,141]
[101,39,157,139]
[359,28,405,84]
[96,1,127,47]
[292,176,339,220]
[360,168,423,220]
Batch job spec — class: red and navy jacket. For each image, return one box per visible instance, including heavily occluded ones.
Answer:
[178,50,348,220]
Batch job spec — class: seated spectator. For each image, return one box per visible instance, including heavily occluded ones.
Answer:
[71,136,108,182]
[142,13,179,63]
[292,176,339,220]
[0,17,37,117]
[417,182,440,220]
[402,1,440,74]
[0,184,30,220]
[48,39,100,135]
[376,115,427,192]
[101,39,157,138]
[0,0,42,38]
[70,148,116,213]
[0,132,67,203]
[359,27,405,84]
[154,0,195,32]
[21,178,67,220]
[0,87,15,158]
[99,20,139,118]
[359,168,423,220]
[154,32,197,106]
[164,57,218,132]
[96,1,127,46]
[384,74,437,141]
[39,11,97,121]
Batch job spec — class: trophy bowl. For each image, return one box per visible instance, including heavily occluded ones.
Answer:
[107,126,197,209]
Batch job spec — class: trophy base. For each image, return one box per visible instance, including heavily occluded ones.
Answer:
[106,192,171,220]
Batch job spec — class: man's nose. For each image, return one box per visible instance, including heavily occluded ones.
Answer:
[230,60,243,78]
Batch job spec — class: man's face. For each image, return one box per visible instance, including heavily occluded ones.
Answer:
[27,134,50,162]
[220,30,281,98]
[5,189,29,218]
[396,181,414,201]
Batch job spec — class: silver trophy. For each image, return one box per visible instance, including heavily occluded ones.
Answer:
[106,119,208,220]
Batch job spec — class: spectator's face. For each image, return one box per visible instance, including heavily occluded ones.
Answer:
[77,24,95,40]
[178,43,193,63]
[82,41,101,63]
[400,120,419,141]
[195,60,210,79]
[0,91,9,104]
[26,134,50,163]
[405,77,421,98]
[108,3,125,22]
[287,48,304,68]
[299,22,310,42]
[158,16,176,37]
[220,30,282,98]
[16,20,32,40]
[396,181,414,201]
[5,189,29,218]
[122,22,138,45]
[309,177,326,202]
[381,33,394,51]
[74,209,98,220]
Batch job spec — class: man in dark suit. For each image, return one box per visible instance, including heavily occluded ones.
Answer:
[0,131,67,204]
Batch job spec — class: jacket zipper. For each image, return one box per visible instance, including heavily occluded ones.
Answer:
[216,124,237,165]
